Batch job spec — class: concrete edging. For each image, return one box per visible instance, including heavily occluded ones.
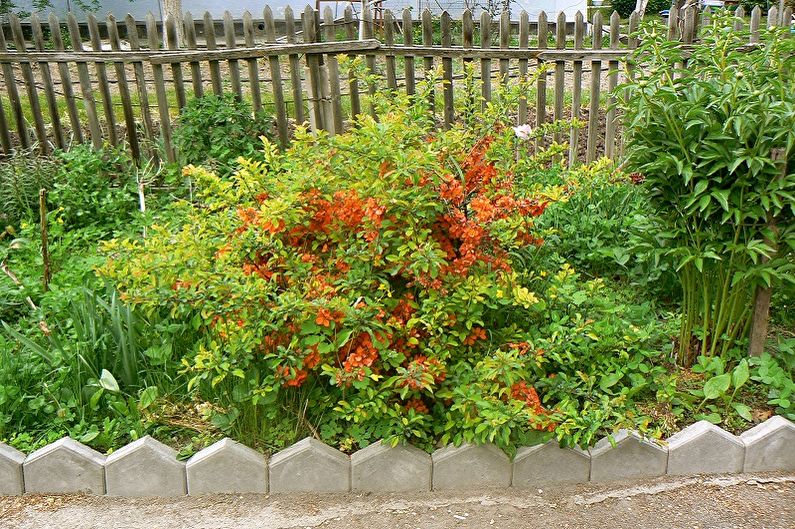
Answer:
[1,416,793,496]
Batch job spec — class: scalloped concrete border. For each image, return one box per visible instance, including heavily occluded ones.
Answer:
[1,417,793,496]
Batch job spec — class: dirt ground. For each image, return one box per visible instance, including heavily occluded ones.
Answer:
[1,473,793,529]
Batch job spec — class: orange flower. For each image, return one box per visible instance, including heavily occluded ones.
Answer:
[303,346,321,369]
[463,326,487,346]
[405,398,429,414]
[316,307,333,327]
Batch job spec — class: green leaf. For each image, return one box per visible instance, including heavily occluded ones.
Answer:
[599,372,623,392]
[731,403,753,421]
[711,189,730,211]
[138,386,158,410]
[703,373,731,400]
[699,412,723,424]
[99,369,120,394]
[694,180,709,196]
[79,430,99,443]
[731,360,749,390]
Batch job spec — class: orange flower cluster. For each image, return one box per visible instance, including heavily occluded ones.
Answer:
[341,333,380,373]
[316,307,343,328]
[463,326,487,346]
[430,136,549,280]
[510,381,556,432]
[276,365,308,387]
[398,355,446,390]
[510,381,545,415]
[405,398,430,414]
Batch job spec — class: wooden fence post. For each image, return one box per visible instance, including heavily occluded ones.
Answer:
[748,149,787,357]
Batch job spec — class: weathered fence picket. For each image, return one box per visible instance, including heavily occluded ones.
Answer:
[204,11,223,96]
[125,14,156,156]
[107,14,140,158]
[11,14,48,152]
[284,6,306,125]
[586,11,603,163]
[568,11,584,167]
[165,14,187,110]
[184,12,204,98]
[146,13,174,162]
[30,13,64,150]
[87,14,118,146]
[442,11,454,127]
[402,8,416,97]
[536,11,548,135]
[264,7,289,145]
[243,11,263,112]
[480,11,491,109]
[517,11,529,125]
[49,12,82,145]
[66,12,102,148]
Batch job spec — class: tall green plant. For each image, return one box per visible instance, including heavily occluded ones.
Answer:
[620,13,795,366]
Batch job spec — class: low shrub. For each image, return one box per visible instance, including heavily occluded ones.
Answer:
[172,93,274,175]
[50,144,139,232]
[101,83,670,451]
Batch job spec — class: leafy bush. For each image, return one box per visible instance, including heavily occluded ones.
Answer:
[102,80,670,451]
[611,0,637,18]
[0,149,57,227]
[50,144,138,232]
[172,93,273,175]
[620,15,795,366]
[536,161,676,293]
[647,0,672,15]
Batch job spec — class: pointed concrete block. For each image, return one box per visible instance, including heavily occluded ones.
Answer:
[741,416,795,472]
[186,438,268,495]
[351,441,431,492]
[269,437,350,493]
[590,430,668,482]
[105,436,186,496]
[513,441,590,487]
[667,421,744,475]
[0,443,25,495]
[432,443,511,490]
[22,437,106,494]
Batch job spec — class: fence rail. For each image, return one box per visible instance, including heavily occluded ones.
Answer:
[0,4,791,163]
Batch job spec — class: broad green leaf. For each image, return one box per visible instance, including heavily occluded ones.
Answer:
[731,360,749,390]
[599,372,623,392]
[138,386,158,410]
[731,403,753,421]
[703,373,731,400]
[99,369,120,394]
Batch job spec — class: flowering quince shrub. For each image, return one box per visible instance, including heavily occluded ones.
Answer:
[100,85,647,451]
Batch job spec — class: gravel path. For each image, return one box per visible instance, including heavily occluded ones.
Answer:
[2,473,793,529]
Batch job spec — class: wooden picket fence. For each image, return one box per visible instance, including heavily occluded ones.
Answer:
[0,4,791,164]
